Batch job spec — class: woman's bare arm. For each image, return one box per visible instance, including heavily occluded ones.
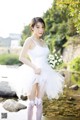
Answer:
[19,37,36,70]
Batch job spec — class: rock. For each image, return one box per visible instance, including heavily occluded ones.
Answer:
[69,84,79,90]
[3,99,27,112]
[0,97,5,102]
[0,81,18,98]
[20,95,27,100]
[68,97,75,101]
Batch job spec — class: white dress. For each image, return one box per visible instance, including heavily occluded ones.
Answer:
[9,36,64,99]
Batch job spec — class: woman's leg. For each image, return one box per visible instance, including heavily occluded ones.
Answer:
[27,83,37,120]
[27,82,44,120]
[35,83,44,120]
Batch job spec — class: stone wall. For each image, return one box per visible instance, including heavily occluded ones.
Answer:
[62,36,80,63]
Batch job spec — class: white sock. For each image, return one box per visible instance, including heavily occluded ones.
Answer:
[35,97,42,120]
[27,100,35,120]
[35,97,42,105]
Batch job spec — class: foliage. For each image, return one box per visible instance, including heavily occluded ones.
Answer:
[69,56,80,86]
[0,54,22,65]
[43,0,80,52]
[67,18,77,36]
[20,25,31,46]
[54,35,67,54]
[69,56,80,71]
[20,0,80,54]
[71,72,80,86]
[44,34,55,52]
[56,0,80,33]
[43,0,70,52]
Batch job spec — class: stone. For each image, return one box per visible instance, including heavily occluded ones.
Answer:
[20,95,27,100]
[69,84,79,90]
[0,81,17,98]
[3,99,27,112]
[0,97,5,102]
[68,97,75,101]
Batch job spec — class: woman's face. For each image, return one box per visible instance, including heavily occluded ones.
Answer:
[32,22,45,38]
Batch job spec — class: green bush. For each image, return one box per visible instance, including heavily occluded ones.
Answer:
[0,53,22,65]
[69,57,80,86]
[71,72,80,86]
[69,57,80,71]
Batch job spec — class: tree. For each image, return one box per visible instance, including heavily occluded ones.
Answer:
[20,25,31,46]
[56,0,80,33]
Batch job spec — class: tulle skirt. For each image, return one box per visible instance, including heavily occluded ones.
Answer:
[9,63,64,99]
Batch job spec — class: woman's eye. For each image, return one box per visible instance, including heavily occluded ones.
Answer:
[42,27,45,29]
[36,27,39,28]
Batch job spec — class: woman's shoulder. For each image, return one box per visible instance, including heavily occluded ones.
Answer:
[24,36,33,45]
[25,36,32,42]
[24,36,35,49]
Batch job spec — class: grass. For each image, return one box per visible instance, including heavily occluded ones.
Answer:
[0,53,22,65]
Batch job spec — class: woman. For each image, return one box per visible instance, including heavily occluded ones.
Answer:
[12,17,64,120]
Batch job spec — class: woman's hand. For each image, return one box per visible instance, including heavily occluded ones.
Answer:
[34,67,41,75]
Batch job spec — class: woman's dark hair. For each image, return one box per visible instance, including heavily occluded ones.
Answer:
[30,17,45,30]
